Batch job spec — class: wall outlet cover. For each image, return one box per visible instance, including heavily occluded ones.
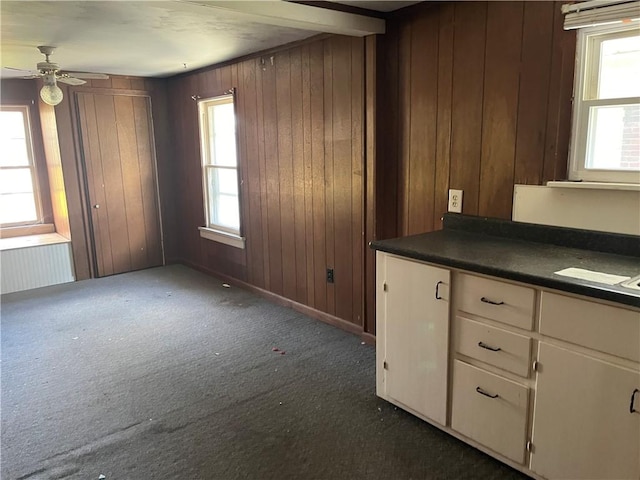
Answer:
[448,189,463,213]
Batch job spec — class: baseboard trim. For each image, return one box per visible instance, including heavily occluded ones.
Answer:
[361,332,376,346]
[176,259,368,339]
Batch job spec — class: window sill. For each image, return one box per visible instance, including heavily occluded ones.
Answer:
[547,181,640,192]
[1,223,56,239]
[198,227,245,249]
[0,232,70,252]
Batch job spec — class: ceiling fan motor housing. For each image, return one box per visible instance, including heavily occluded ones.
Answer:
[42,72,57,86]
[37,61,59,74]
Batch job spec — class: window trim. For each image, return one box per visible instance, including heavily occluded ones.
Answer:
[196,91,244,248]
[568,22,640,184]
[0,104,47,227]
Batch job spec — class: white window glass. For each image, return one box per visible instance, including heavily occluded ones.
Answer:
[598,36,640,99]
[0,107,41,226]
[586,104,640,171]
[570,24,640,183]
[198,94,241,236]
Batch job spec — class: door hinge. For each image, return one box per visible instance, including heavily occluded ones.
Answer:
[526,440,534,453]
[383,360,388,370]
[383,283,388,292]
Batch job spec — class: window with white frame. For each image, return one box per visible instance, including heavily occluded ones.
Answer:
[197,93,244,248]
[0,106,43,226]
[566,1,640,184]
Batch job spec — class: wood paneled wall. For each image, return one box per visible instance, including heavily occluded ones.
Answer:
[167,35,365,328]
[378,1,576,238]
[38,99,71,239]
[54,76,174,280]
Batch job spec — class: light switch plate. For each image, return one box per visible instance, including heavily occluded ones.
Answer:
[448,189,463,213]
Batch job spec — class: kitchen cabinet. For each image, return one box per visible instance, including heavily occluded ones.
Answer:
[451,360,529,464]
[529,291,640,480]
[376,258,640,479]
[371,214,640,479]
[530,342,640,480]
[376,252,450,425]
[451,273,534,465]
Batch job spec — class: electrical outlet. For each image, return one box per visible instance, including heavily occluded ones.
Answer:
[326,268,334,284]
[448,189,463,213]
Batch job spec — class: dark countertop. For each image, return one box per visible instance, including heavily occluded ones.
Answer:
[370,215,640,309]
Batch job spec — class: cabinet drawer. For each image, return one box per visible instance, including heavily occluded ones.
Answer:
[540,292,640,362]
[457,274,535,330]
[451,360,529,464]
[454,316,532,377]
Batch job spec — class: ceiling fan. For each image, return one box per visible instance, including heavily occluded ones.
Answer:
[5,46,109,106]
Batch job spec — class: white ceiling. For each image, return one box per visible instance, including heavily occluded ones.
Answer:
[0,1,414,80]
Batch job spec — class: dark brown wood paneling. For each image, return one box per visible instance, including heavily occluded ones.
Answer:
[543,2,576,182]
[515,1,555,185]
[323,38,336,316]
[275,51,297,301]
[450,1,487,216]
[397,22,412,236]
[407,12,439,235]
[255,57,271,290]
[49,76,172,280]
[262,51,284,296]
[166,35,365,328]
[54,84,92,279]
[364,35,378,335]
[478,2,524,219]
[333,35,354,323]
[351,36,364,328]
[382,1,575,235]
[301,45,316,307]
[309,41,327,314]
[77,92,163,277]
[132,96,164,267]
[290,48,308,305]
[377,22,400,242]
[241,60,265,287]
[114,95,147,270]
[433,3,455,230]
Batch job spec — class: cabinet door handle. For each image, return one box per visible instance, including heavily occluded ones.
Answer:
[478,341,501,352]
[476,386,499,399]
[480,296,504,306]
[435,281,444,300]
[631,388,639,414]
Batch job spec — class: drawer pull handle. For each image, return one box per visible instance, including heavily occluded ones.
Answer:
[435,281,444,300]
[476,386,499,399]
[478,341,501,352]
[631,389,639,414]
[481,297,504,306]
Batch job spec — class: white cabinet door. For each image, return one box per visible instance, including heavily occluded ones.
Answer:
[377,253,450,425]
[531,342,640,480]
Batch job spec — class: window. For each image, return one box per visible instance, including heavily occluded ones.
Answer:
[0,106,44,227]
[569,22,640,183]
[197,93,244,248]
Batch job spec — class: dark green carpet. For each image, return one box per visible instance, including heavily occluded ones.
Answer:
[1,265,529,480]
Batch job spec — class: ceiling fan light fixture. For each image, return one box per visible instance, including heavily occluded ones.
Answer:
[40,83,63,106]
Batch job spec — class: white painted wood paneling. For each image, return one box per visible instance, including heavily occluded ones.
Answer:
[1,242,75,294]
[512,184,640,235]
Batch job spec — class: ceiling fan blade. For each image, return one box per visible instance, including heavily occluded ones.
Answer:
[3,66,40,75]
[57,76,86,86]
[62,71,109,80]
